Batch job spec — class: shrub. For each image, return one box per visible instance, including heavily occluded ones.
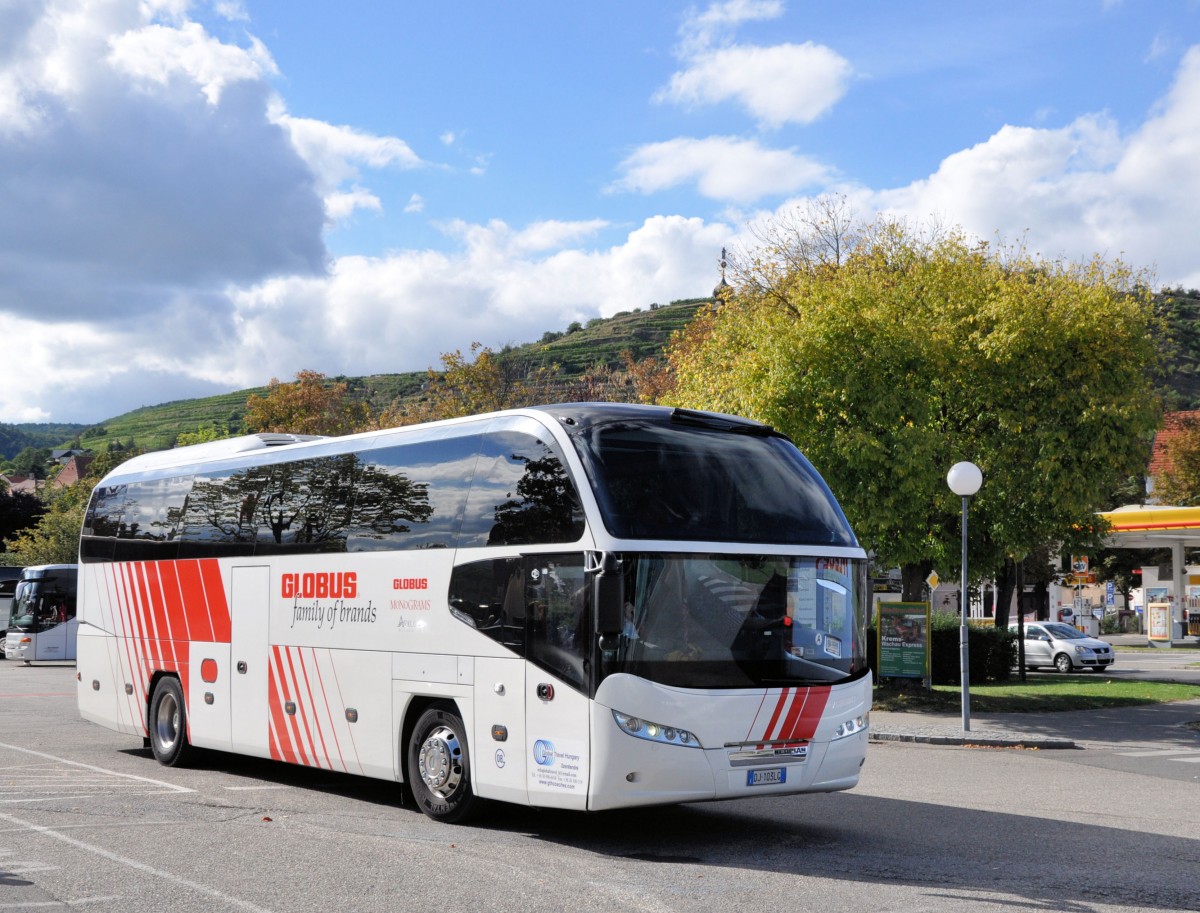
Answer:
[929,613,1015,684]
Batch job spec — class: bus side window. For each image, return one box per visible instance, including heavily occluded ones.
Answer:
[524,554,588,691]
[447,558,525,652]
[459,429,585,548]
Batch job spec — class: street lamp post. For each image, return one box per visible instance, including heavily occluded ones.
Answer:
[947,461,983,732]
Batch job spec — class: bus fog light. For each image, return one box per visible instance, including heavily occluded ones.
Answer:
[612,710,701,748]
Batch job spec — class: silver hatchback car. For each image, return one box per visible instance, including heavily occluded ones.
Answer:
[1010,622,1116,673]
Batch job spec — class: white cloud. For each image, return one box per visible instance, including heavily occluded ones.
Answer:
[0,210,731,423]
[859,46,1200,288]
[677,0,784,56]
[611,136,831,202]
[277,113,425,222]
[661,0,851,127]
[213,214,728,392]
[107,21,276,105]
[326,188,383,221]
[657,42,852,128]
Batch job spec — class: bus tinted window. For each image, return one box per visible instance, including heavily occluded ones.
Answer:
[81,485,126,561]
[173,467,255,558]
[569,421,856,546]
[348,437,475,551]
[447,557,524,650]
[459,430,584,548]
[113,475,192,562]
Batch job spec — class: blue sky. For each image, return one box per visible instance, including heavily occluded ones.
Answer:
[2,0,1199,423]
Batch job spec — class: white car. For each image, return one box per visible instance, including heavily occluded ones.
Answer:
[1010,622,1116,673]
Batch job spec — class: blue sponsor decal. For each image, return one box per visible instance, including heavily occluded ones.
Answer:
[533,739,555,766]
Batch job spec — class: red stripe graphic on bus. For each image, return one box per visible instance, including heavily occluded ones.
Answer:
[91,559,233,734]
[291,649,335,770]
[268,648,302,766]
[747,686,832,744]
[266,647,361,774]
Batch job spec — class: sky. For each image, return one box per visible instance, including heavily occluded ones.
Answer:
[3,0,1200,424]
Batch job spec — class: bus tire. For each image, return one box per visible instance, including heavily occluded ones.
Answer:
[406,704,482,823]
[149,676,196,767]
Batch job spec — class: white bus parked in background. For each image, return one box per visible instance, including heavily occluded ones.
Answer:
[5,564,79,663]
[76,404,871,822]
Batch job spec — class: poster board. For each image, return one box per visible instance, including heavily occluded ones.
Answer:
[877,600,930,682]
[1147,602,1172,643]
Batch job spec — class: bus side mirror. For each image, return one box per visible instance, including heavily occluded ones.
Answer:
[589,552,623,636]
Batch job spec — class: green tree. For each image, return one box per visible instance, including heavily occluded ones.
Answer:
[176,423,232,447]
[666,211,1161,621]
[9,446,50,478]
[3,485,90,565]
[3,448,136,565]
[0,489,44,551]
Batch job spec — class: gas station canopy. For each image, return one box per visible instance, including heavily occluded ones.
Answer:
[1099,505,1200,643]
[1099,505,1200,549]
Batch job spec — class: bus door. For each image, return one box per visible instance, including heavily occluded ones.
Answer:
[474,655,526,805]
[230,566,270,754]
[30,595,73,661]
[523,554,591,811]
[453,558,528,805]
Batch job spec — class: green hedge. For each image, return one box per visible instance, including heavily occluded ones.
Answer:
[869,612,1016,685]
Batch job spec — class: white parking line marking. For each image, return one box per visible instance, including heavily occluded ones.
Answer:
[0,743,191,794]
[0,811,274,913]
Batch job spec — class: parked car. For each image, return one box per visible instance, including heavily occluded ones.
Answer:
[1009,622,1116,673]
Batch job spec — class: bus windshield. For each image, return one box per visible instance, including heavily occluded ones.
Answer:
[9,580,74,632]
[566,414,856,546]
[602,553,868,689]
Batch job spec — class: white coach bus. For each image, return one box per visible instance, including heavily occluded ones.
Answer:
[76,404,871,822]
[5,564,79,663]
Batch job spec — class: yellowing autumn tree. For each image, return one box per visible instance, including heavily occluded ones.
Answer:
[1152,413,1200,505]
[666,210,1161,618]
[379,343,560,426]
[244,370,371,436]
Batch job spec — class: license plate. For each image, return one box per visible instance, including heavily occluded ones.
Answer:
[747,767,786,787]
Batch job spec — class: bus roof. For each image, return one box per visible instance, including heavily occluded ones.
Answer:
[96,404,784,486]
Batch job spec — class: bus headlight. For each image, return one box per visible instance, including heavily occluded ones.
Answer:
[612,711,702,749]
[832,713,868,740]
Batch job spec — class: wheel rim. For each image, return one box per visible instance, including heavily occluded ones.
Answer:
[1056,655,1071,673]
[417,724,464,798]
[155,690,181,753]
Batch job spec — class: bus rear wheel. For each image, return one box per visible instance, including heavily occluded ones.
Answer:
[149,676,196,767]
[406,704,482,823]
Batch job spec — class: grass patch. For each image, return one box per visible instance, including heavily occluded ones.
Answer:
[873,677,1200,714]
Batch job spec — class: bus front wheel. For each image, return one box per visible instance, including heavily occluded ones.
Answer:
[149,676,196,767]
[406,704,482,823]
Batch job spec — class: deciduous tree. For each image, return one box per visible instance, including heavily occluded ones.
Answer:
[666,211,1161,622]
[1151,413,1200,504]
[380,343,558,426]
[244,370,371,436]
